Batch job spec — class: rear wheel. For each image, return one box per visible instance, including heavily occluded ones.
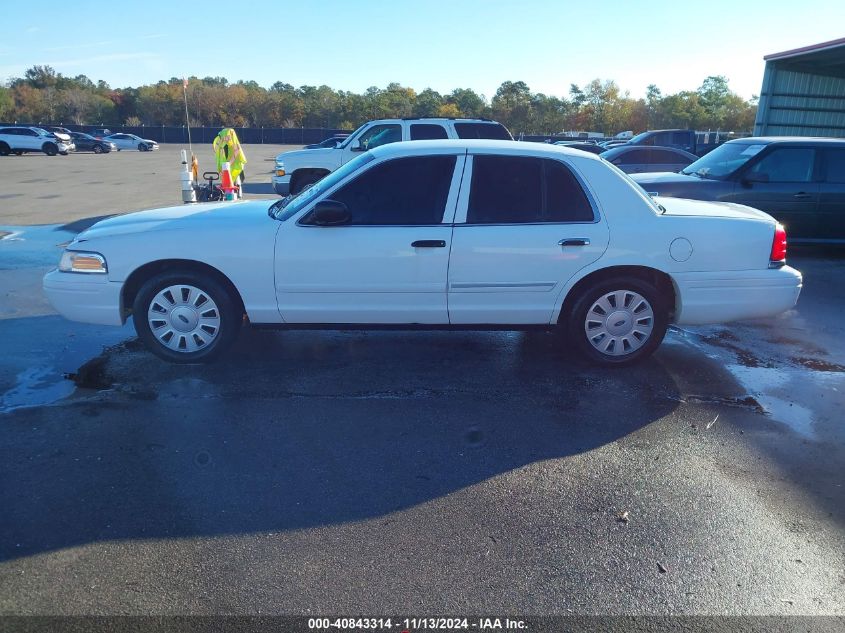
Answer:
[0,142,10,156]
[42,142,58,156]
[567,277,668,366]
[132,270,242,363]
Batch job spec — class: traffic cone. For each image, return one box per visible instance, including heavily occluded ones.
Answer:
[220,161,237,201]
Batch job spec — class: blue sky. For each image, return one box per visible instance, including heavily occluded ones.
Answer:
[3,0,843,100]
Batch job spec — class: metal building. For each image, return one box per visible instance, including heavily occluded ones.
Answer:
[754,37,845,137]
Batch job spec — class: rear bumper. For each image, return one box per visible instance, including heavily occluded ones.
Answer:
[43,270,125,326]
[673,266,802,325]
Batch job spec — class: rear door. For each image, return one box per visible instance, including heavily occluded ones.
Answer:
[818,148,845,241]
[447,153,609,324]
[729,146,820,240]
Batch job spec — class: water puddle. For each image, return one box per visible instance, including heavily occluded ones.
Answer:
[0,367,76,413]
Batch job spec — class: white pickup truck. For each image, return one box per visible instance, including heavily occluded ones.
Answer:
[272,118,512,195]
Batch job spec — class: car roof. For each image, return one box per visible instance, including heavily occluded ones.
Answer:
[728,136,845,145]
[370,139,601,160]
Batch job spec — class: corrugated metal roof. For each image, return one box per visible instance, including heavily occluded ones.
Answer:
[765,37,845,61]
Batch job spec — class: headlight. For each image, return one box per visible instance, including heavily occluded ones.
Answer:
[59,251,108,273]
[276,162,285,177]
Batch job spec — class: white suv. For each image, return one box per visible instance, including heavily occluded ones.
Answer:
[273,118,512,195]
[0,126,74,156]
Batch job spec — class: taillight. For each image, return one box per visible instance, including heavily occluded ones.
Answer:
[770,223,787,267]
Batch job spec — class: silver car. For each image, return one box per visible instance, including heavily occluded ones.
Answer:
[600,145,697,174]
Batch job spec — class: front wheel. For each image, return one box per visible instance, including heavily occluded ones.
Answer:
[93,144,104,154]
[42,142,58,156]
[138,143,148,151]
[567,277,668,366]
[0,142,9,156]
[132,271,241,363]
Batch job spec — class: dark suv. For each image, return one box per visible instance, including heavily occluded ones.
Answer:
[633,137,845,242]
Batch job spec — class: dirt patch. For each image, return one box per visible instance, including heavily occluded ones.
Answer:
[791,357,845,373]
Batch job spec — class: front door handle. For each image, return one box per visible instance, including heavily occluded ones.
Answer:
[559,238,591,247]
[793,192,812,199]
[411,240,446,248]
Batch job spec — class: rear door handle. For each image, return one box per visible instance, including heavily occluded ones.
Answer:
[793,192,812,199]
[559,238,591,247]
[411,240,446,248]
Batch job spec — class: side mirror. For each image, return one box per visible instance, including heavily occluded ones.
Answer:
[307,200,351,226]
[742,171,769,185]
[350,141,364,152]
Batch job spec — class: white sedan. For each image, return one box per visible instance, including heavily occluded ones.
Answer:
[102,133,159,151]
[43,140,802,365]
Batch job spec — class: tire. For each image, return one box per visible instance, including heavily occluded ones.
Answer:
[132,270,241,363]
[138,143,147,151]
[93,144,104,154]
[43,142,58,156]
[567,277,668,366]
[0,142,9,156]
[13,150,23,156]
[290,170,323,194]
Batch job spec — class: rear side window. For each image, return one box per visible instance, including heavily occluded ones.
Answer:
[653,149,689,164]
[410,124,448,140]
[822,149,845,183]
[618,149,650,165]
[454,122,512,140]
[327,155,456,225]
[467,156,593,223]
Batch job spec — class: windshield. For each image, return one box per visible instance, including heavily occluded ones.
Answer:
[338,123,367,149]
[270,151,376,220]
[681,142,766,179]
[628,132,651,144]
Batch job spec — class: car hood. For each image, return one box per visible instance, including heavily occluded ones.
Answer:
[631,172,703,185]
[658,196,773,222]
[276,147,336,163]
[73,200,273,242]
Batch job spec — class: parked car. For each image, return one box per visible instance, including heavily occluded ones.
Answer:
[600,145,697,174]
[89,128,113,139]
[44,140,801,366]
[304,134,350,149]
[45,127,75,145]
[633,137,845,242]
[553,141,606,155]
[103,133,159,151]
[0,126,74,156]
[272,118,513,195]
[68,131,116,153]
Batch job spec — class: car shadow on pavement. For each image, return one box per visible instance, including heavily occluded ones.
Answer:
[0,328,682,562]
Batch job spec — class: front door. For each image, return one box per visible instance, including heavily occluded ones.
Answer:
[448,154,609,324]
[275,152,464,323]
[728,147,820,240]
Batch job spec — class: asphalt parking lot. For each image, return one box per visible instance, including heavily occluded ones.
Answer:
[0,147,844,622]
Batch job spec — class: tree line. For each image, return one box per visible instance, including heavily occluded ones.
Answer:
[0,66,757,135]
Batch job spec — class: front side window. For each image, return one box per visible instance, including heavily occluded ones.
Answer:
[748,148,815,183]
[653,149,689,164]
[358,124,402,150]
[467,156,593,224]
[316,155,456,225]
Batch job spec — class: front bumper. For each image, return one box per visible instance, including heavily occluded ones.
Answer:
[272,174,291,196]
[43,269,125,326]
[673,265,802,325]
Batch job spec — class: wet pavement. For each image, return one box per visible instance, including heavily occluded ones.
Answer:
[0,223,844,616]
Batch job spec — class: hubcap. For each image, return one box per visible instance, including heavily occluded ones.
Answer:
[584,290,654,356]
[147,284,221,353]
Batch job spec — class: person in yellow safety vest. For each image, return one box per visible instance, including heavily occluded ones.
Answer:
[212,128,247,190]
